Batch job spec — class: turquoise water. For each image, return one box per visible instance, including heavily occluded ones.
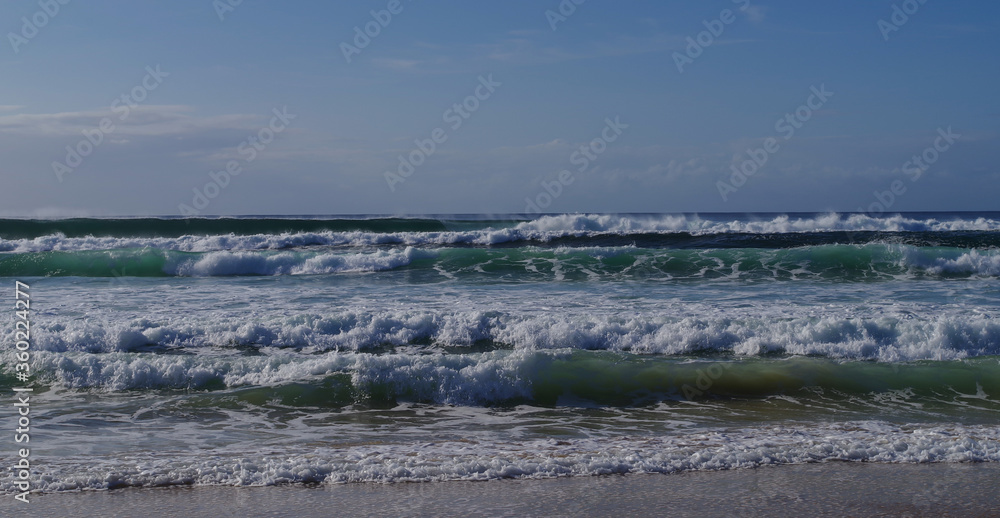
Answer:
[2,213,1000,490]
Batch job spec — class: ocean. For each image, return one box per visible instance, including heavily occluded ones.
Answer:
[2,212,1000,493]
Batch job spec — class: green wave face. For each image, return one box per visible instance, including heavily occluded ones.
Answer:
[19,353,994,413]
[530,353,1000,407]
[0,244,996,279]
[0,249,175,277]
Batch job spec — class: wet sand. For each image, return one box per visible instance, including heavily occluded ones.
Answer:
[7,462,1000,517]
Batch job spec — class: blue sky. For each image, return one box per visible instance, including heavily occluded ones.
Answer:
[1,0,997,216]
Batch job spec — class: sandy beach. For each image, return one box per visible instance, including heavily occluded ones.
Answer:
[8,462,999,518]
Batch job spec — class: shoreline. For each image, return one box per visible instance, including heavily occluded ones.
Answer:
[8,461,1000,517]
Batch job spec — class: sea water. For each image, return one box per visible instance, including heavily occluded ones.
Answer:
[1,212,999,490]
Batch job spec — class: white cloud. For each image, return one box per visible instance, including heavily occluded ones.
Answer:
[0,105,260,137]
[372,58,423,70]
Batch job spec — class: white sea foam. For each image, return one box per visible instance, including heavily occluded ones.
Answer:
[8,308,1000,394]
[514,213,1000,234]
[917,250,1000,277]
[24,348,539,401]
[165,247,427,276]
[11,421,1000,491]
[3,213,998,252]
